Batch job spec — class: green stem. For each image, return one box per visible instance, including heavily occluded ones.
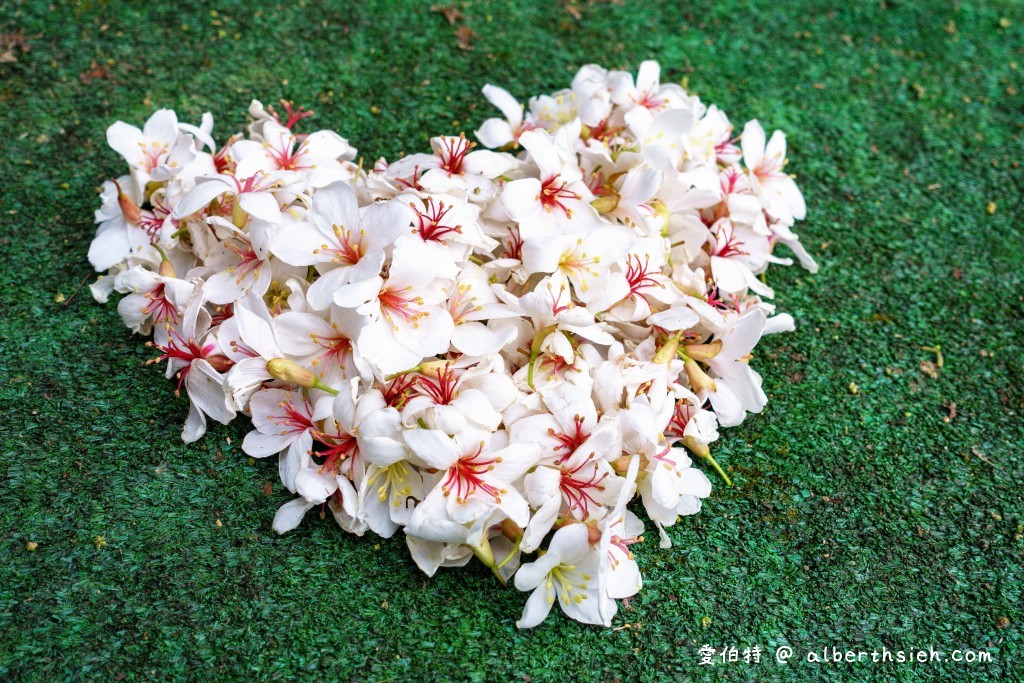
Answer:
[493,534,523,572]
[311,377,339,396]
[699,452,733,487]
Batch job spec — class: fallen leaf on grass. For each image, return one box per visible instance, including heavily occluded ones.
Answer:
[80,60,110,84]
[455,25,476,50]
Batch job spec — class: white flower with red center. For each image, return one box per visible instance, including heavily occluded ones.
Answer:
[707,217,779,300]
[242,388,327,492]
[106,109,199,195]
[519,449,622,554]
[272,306,368,387]
[345,236,456,377]
[603,239,681,324]
[172,171,286,227]
[664,389,720,450]
[509,383,618,467]
[475,84,540,149]
[198,218,278,305]
[398,193,497,258]
[146,288,236,443]
[114,264,194,342]
[405,427,539,538]
[231,119,356,188]
[741,119,807,224]
[287,378,405,505]
[386,134,516,203]
[500,126,598,239]
[637,444,712,546]
[445,264,520,357]
[400,357,518,434]
[609,60,688,114]
[271,181,412,311]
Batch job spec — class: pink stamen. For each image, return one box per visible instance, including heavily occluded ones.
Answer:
[625,254,663,300]
[412,199,462,243]
[315,429,359,475]
[560,460,608,518]
[503,226,524,260]
[538,175,579,217]
[437,135,474,175]
[549,415,589,463]
[142,283,178,324]
[665,401,695,442]
[415,365,462,405]
[269,397,315,436]
[379,286,424,328]
[381,374,418,409]
[441,443,502,503]
[267,100,314,130]
[710,223,748,258]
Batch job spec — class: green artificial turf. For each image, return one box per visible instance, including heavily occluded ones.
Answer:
[1,0,1022,680]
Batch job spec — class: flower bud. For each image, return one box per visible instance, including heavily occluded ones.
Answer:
[586,520,602,545]
[612,453,648,473]
[232,200,248,229]
[416,359,452,380]
[683,341,722,362]
[653,332,682,364]
[158,259,177,278]
[112,179,141,225]
[590,193,620,214]
[684,359,717,393]
[682,435,711,459]
[267,358,317,388]
[499,519,524,540]
[206,354,235,373]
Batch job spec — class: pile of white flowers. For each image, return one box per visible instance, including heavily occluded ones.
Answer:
[89,61,815,628]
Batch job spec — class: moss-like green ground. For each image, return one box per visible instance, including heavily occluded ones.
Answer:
[1,1,1021,680]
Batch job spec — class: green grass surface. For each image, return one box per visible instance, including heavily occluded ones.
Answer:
[2,1,1022,680]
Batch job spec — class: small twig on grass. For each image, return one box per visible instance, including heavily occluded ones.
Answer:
[59,275,93,309]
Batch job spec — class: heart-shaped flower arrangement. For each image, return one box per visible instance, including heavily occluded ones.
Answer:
[88,61,816,628]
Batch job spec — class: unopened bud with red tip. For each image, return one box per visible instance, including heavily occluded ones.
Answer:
[267,358,339,395]
[684,358,717,393]
[499,519,524,541]
[112,179,141,225]
[206,354,235,373]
